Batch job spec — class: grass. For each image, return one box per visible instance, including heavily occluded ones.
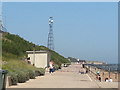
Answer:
[2,58,37,72]
[1,31,70,85]
[2,57,45,85]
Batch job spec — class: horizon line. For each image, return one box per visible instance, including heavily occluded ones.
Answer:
[1,0,119,2]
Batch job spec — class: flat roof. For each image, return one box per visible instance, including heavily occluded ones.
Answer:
[26,50,49,54]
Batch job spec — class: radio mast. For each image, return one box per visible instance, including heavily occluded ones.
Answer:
[47,17,54,50]
[0,0,2,70]
[0,0,3,32]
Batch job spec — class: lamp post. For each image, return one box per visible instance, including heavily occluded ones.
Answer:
[0,21,2,70]
[33,45,35,66]
[108,67,111,78]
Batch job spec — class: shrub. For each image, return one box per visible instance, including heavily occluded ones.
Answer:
[8,72,18,85]
[25,71,30,81]
[38,68,45,76]
[28,70,35,79]
[35,70,41,76]
[16,71,27,83]
[19,69,30,81]
[54,64,59,70]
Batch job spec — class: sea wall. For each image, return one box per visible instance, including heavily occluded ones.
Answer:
[85,65,120,82]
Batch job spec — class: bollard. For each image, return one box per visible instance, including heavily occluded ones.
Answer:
[0,70,8,90]
[0,70,2,90]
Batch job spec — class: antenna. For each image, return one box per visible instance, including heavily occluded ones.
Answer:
[0,0,2,70]
[0,0,3,31]
[0,0,7,32]
[47,17,54,50]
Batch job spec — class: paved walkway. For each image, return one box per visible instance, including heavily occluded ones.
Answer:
[7,64,118,88]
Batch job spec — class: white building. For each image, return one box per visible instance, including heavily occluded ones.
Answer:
[26,50,50,68]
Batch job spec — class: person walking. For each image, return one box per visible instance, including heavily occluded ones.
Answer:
[49,61,54,73]
[98,75,101,82]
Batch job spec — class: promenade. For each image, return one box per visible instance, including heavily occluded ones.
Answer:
[7,64,118,88]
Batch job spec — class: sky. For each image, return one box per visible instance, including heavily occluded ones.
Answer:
[2,2,118,64]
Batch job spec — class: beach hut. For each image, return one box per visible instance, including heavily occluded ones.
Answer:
[26,50,50,68]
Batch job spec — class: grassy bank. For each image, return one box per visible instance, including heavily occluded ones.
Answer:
[1,31,70,85]
[2,32,70,65]
[2,58,45,85]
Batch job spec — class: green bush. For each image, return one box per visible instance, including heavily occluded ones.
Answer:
[34,68,45,76]
[8,72,18,85]
[28,70,35,79]
[25,71,30,81]
[54,64,60,70]
[19,69,30,81]
[35,70,41,76]
[16,71,27,83]
[38,68,45,75]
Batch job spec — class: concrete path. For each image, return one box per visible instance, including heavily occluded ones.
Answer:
[7,64,118,88]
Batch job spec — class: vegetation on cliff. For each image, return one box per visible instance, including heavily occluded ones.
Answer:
[2,32,70,65]
[1,31,70,85]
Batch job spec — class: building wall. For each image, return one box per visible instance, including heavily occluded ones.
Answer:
[47,52,50,67]
[28,53,48,68]
[28,53,34,65]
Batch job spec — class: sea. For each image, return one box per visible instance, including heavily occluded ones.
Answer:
[85,64,120,72]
